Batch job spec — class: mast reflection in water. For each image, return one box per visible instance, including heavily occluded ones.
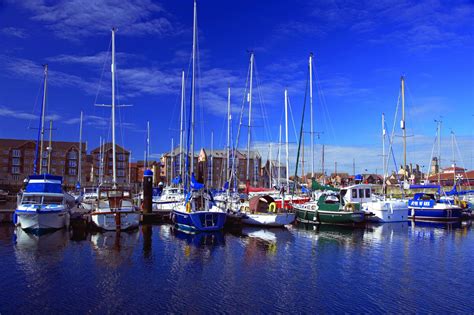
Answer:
[0,221,472,313]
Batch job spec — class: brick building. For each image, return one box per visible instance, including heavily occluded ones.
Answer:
[0,138,86,191]
[89,142,130,186]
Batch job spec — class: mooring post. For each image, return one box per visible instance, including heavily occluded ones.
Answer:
[143,169,153,215]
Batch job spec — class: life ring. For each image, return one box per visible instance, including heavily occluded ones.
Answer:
[268,202,277,213]
[186,202,192,213]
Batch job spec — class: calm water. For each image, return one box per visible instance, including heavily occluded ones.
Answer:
[0,221,473,314]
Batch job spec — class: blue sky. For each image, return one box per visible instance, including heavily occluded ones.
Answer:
[0,0,473,175]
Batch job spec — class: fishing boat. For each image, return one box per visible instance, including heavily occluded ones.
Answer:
[294,180,365,224]
[241,195,295,227]
[90,28,140,231]
[15,174,72,231]
[171,1,226,232]
[408,185,463,221]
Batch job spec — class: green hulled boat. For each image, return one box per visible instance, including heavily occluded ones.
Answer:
[294,192,365,224]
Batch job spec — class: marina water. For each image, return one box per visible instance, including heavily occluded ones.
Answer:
[0,221,473,313]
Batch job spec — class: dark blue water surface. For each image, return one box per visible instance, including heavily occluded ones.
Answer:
[0,221,473,313]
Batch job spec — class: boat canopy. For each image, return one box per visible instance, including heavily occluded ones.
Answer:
[25,174,63,194]
[249,195,275,213]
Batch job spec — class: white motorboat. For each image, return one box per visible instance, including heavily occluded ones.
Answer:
[341,184,408,222]
[153,186,184,211]
[15,174,71,231]
[90,187,140,231]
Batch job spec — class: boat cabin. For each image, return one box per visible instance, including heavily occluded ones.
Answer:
[97,187,134,211]
[341,184,374,204]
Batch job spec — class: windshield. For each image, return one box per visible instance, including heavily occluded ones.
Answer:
[22,195,42,205]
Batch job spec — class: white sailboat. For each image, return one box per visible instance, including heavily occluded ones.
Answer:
[15,64,72,231]
[90,28,140,231]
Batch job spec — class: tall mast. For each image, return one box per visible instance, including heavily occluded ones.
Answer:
[226,87,231,182]
[129,150,132,185]
[246,52,254,183]
[98,137,102,184]
[38,64,48,174]
[382,113,386,191]
[210,131,214,187]
[111,28,117,187]
[47,120,52,174]
[309,53,314,178]
[146,121,150,169]
[269,143,272,188]
[401,75,406,183]
[78,110,83,185]
[438,120,442,184]
[278,124,282,186]
[322,144,325,184]
[171,138,174,184]
[179,70,185,178]
[284,89,289,189]
[451,131,455,184]
[190,0,197,178]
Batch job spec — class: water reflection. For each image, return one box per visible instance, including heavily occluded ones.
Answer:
[295,222,366,247]
[170,226,225,259]
[13,228,70,298]
[90,230,139,267]
[409,220,472,241]
[239,227,294,257]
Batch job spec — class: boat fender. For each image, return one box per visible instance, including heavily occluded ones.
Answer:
[186,202,192,213]
[12,212,17,225]
[268,202,277,213]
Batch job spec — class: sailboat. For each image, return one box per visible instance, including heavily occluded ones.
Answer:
[15,65,72,231]
[90,28,140,231]
[171,1,226,232]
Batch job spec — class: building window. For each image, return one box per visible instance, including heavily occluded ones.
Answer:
[118,154,125,161]
[68,168,77,176]
[42,151,48,158]
[12,158,20,166]
[41,168,47,174]
[68,151,78,159]
[68,160,77,167]
[11,166,20,174]
[42,158,48,166]
[117,170,125,177]
[12,175,20,181]
[12,149,21,157]
[117,162,125,168]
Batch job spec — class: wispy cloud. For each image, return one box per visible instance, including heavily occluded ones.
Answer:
[1,27,28,39]
[275,0,473,51]
[18,0,182,41]
[0,105,61,121]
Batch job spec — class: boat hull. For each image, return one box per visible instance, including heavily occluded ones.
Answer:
[408,208,463,221]
[316,210,365,224]
[90,212,140,231]
[364,201,408,222]
[172,210,227,232]
[295,207,317,223]
[15,210,70,231]
[241,213,295,227]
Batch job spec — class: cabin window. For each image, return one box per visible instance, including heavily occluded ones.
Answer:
[12,149,21,157]
[43,196,63,204]
[352,189,357,198]
[365,189,371,198]
[359,189,364,198]
[22,195,42,204]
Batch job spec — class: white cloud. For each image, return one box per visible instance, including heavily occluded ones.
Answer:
[18,0,181,40]
[1,27,28,39]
